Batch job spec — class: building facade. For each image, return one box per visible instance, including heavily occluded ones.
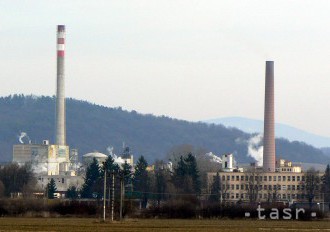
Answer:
[207,168,324,204]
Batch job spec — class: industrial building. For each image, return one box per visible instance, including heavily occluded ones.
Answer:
[12,25,83,194]
[206,61,325,204]
[206,168,323,203]
[13,140,76,176]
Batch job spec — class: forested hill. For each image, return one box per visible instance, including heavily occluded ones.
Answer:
[0,95,328,165]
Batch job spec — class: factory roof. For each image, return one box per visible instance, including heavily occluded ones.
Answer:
[83,152,108,158]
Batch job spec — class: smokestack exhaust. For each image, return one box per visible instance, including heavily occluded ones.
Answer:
[263,61,275,172]
[55,25,66,145]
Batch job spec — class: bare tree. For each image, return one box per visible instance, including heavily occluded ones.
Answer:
[303,168,321,208]
[244,168,263,203]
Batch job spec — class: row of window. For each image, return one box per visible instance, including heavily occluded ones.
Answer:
[222,184,317,191]
[220,175,304,182]
[224,193,320,200]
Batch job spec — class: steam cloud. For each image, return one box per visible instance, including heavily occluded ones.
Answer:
[106,146,125,164]
[247,134,263,166]
[18,132,31,144]
[205,152,222,164]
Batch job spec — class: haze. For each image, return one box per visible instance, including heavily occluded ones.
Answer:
[1,1,330,137]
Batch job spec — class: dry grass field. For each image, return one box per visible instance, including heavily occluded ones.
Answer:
[0,218,329,232]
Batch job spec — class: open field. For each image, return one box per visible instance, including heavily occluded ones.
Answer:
[0,218,329,232]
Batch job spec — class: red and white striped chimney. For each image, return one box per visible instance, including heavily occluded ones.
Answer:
[55,25,66,146]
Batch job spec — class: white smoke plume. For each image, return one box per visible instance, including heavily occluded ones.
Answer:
[106,146,125,164]
[18,132,31,144]
[247,134,263,166]
[205,152,222,164]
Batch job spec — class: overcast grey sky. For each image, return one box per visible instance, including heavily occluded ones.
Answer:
[1,1,330,136]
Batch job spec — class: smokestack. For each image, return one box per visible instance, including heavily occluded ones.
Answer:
[55,25,66,145]
[263,61,275,172]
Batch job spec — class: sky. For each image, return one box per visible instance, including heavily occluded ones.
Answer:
[1,1,330,137]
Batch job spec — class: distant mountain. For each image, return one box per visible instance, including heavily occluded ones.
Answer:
[0,95,329,166]
[205,117,330,148]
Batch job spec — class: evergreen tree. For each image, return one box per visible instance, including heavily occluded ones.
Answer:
[66,186,79,200]
[134,156,150,208]
[185,153,201,194]
[121,161,133,186]
[155,168,167,206]
[209,172,221,203]
[322,164,330,202]
[47,178,57,199]
[81,158,102,198]
[172,154,201,194]
[172,156,186,191]
[104,155,119,174]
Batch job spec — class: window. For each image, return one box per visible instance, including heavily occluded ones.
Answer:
[231,184,234,190]
[269,176,272,181]
[245,176,248,181]
[264,176,267,181]
[274,176,276,181]
[236,185,239,190]
[222,176,225,181]
[282,194,286,199]
[292,176,296,181]
[268,185,272,190]
[241,176,244,181]
[288,176,291,181]
[264,185,267,190]
[62,178,64,183]
[264,194,267,199]
[227,176,230,181]
[231,176,234,181]
[297,176,301,181]
[297,185,300,190]
[283,176,286,181]
[278,176,281,181]
[236,176,239,181]
[236,193,239,199]
[273,185,277,190]
[288,185,291,190]
[292,185,295,190]
[241,184,244,190]
[259,176,262,181]
[302,176,305,181]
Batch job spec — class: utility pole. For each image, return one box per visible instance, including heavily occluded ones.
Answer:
[111,170,115,222]
[120,177,123,221]
[103,169,106,222]
[108,178,111,207]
